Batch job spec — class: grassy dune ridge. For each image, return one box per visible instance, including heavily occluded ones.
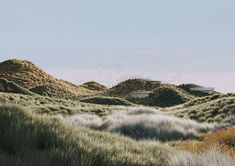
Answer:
[0,92,112,115]
[177,94,235,124]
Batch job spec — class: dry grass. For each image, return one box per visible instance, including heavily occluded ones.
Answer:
[0,104,169,166]
[63,106,214,141]
[0,92,112,115]
[170,149,235,166]
[175,128,235,156]
[176,94,235,124]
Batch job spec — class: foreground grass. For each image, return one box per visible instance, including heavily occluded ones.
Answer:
[62,106,214,141]
[0,104,235,166]
[0,105,169,166]
[170,149,235,166]
[174,128,235,156]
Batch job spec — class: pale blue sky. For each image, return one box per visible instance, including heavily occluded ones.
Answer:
[0,0,235,92]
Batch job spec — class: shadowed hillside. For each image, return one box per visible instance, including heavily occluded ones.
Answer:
[0,78,34,95]
[81,81,108,91]
[80,96,133,106]
[0,59,96,99]
[106,78,161,97]
[143,85,195,107]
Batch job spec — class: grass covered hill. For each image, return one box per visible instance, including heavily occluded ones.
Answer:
[176,93,235,123]
[106,78,161,97]
[143,85,195,107]
[0,59,95,99]
[0,77,34,95]
[81,81,108,91]
[106,78,198,107]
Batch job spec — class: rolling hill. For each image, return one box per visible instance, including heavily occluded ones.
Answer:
[0,59,96,99]
[106,78,161,97]
[106,78,202,107]
[143,85,195,107]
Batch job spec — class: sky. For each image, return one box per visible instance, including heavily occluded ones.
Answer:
[0,0,235,92]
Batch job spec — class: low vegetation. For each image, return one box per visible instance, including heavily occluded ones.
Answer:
[0,92,112,115]
[80,96,133,106]
[63,106,214,141]
[0,105,169,166]
[176,94,235,124]
[174,127,235,156]
[170,149,235,166]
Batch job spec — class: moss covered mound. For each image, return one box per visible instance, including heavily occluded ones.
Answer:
[81,81,108,91]
[107,78,161,97]
[0,105,168,166]
[0,78,33,95]
[0,59,95,99]
[144,86,194,107]
[80,96,133,106]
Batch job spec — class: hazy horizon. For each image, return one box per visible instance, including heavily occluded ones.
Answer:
[1,0,235,92]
